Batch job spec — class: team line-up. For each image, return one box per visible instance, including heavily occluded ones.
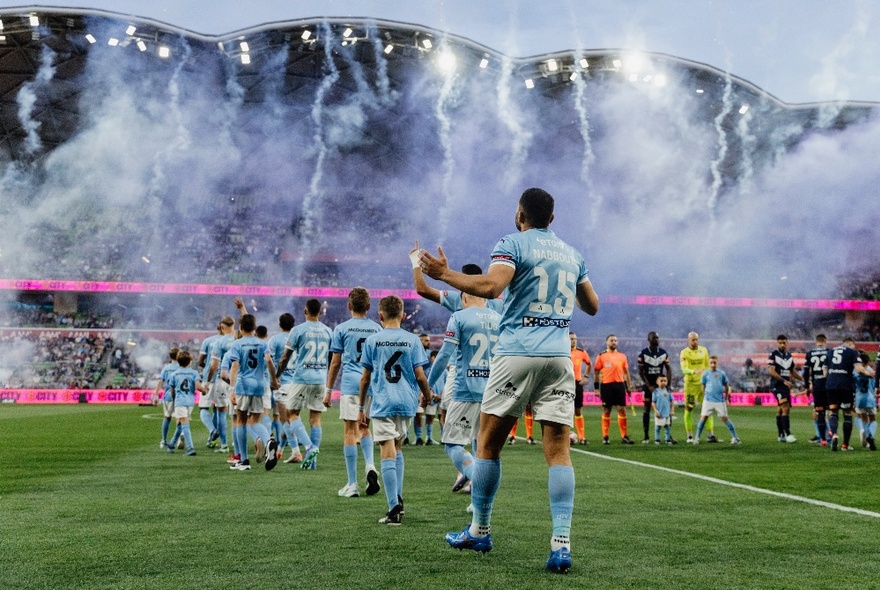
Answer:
[154,188,878,575]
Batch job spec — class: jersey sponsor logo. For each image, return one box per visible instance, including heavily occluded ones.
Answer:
[375,341,412,347]
[494,381,519,399]
[522,316,570,328]
[347,327,379,333]
[446,331,455,337]
[467,369,490,378]
[550,388,575,402]
[491,254,513,262]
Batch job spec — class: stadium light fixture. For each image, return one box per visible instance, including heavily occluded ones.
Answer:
[525,78,534,89]
[239,41,249,52]
[384,43,393,54]
[653,74,667,87]
[301,30,312,40]
[739,104,749,114]
[125,25,136,36]
[343,27,353,38]
[624,53,644,73]
[437,50,456,73]
[29,15,39,27]
[158,46,170,58]
[579,58,589,69]
[642,75,653,83]
[85,33,96,44]
[108,37,119,47]
[628,73,638,82]
[612,59,622,69]
[569,72,578,81]
[240,54,251,65]
[422,38,432,49]
[696,88,704,94]
[0,19,4,30]
[141,257,150,264]
[479,57,488,69]
[547,58,558,72]
[136,40,147,52]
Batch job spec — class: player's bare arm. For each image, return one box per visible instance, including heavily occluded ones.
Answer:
[420,246,512,299]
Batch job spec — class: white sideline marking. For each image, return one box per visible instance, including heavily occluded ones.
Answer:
[571,447,880,519]
[141,413,163,420]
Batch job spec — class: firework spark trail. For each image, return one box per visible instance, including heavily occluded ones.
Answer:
[707,73,733,215]
[18,45,57,155]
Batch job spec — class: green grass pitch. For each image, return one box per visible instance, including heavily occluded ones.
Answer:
[0,404,877,589]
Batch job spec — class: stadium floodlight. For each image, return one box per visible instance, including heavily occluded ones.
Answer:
[569,72,578,81]
[525,78,534,89]
[624,53,644,73]
[628,73,638,82]
[422,38,432,49]
[653,74,667,87]
[343,27,353,38]
[136,40,147,52]
[739,104,749,114]
[108,37,119,47]
[547,58,558,72]
[141,257,150,264]
[696,88,704,94]
[643,75,653,83]
[612,58,622,69]
[384,43,393,54]
[158,45,170,58]
[0,19,4,30]
[240,54,251,64]
[479,57,488,69]
[240,41,249,52]
[125,25,136,36]
[85,33,96,44]
[436,50,456,73]
[29,15,39,27]
[579,58,589,69]
[301,30,312,40]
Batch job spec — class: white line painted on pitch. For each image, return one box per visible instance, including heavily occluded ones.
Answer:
[570,446,880,519]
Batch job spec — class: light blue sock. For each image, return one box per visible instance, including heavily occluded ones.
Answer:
[445,444,474,480]
[665,425,672,440]
[548,465,575,538]
[725,420,739,439]
[216,412,227,446]
[170,424,182,446]
[344,445,358,486]
[814,419,821,438]
[426,423,434,440]
[469,458,501,533]
[654,425,660,441]
[396,451,405,497]
[284,422,299,451]
[261,414,273,434]
[310,426,323,448]
[696,419,705,440]
[869,421,877,438]
[212,408,219,431]
[182,423,194,450]
[381,458,398,511]
[235,426,248,461]
[161,417,171,443]
[360,435,375,469]
[290,419,313,449]
[272,418,282,441]
[200,408,214,435]
[414,424,423,440]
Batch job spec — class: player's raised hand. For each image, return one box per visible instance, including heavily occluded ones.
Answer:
[409,241,423,269]
[419,246,448,280]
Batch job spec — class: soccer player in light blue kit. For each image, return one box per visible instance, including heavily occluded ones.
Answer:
[278,299,333,469]
[325,287,382,498]
[428,292,500,502]
[228,314,280,471]
[421,187,599,573]
[358,295,434,525]
[207,317,236,456]
[268,313,299,461]
[651,374,676,444]
[199,320,232,448]
[695,356,741,445]
[156,347,180,449]
[166,350,204,456]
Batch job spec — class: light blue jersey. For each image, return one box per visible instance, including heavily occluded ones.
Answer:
[159,361,179,403]
[360,327,429,418]
[210,334,234,383]
[651,387,673,418]
[330,317,382,395]
[489,228,589,357]
[440,290,505,314]
[286,320,333,385]
[199,334,221,382]
[268,332,294,385]
[854,371,877,410]
[439,306,501,403]
[701,369,729,403]
[228,336,271,396]
[168,367,201,407]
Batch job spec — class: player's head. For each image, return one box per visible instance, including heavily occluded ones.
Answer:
[378,295,404,322]
[239,314,256,334]
[516,187,554,230]
[419,333,430,350]
[815,333,827,344]
[843,337,855,348]
[569,332,578,349]
[688,332,699,348]
[605,334,617,350]
[220,316,235,333]
[177,350,193,368]
[256,325,268,339]
[348,287,371,314]
[776,335,788,351]
[429,349,438,362]
[461,264,483,275]
[278,312,295,331]
[647,331,659,346]
[168,347,180,361]
[305,298,322,318]
[656,374,668,388]
[709,355,719,369]
[858,351,870,365]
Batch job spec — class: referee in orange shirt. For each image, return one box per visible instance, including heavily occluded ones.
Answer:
[593,334,634,444]
[569,332,592,445]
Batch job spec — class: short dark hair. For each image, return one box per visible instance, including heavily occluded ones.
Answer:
[168,347,180,361]
[240,314,256,333]
[279,313,295,331]
[177,350,193,367]
[816,334,827,342]
[519,187,554,228]
[349,287,370,314]
[461,264,483,275]
[305,299,322,316]
[256,325,268,339]
[379,295,403,320]
[776,334,788,341]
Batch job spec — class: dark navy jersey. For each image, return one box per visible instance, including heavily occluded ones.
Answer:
[767,348,796,385]
[803,346,827,388]
[637,347,669,387]
[824,345,861,390]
